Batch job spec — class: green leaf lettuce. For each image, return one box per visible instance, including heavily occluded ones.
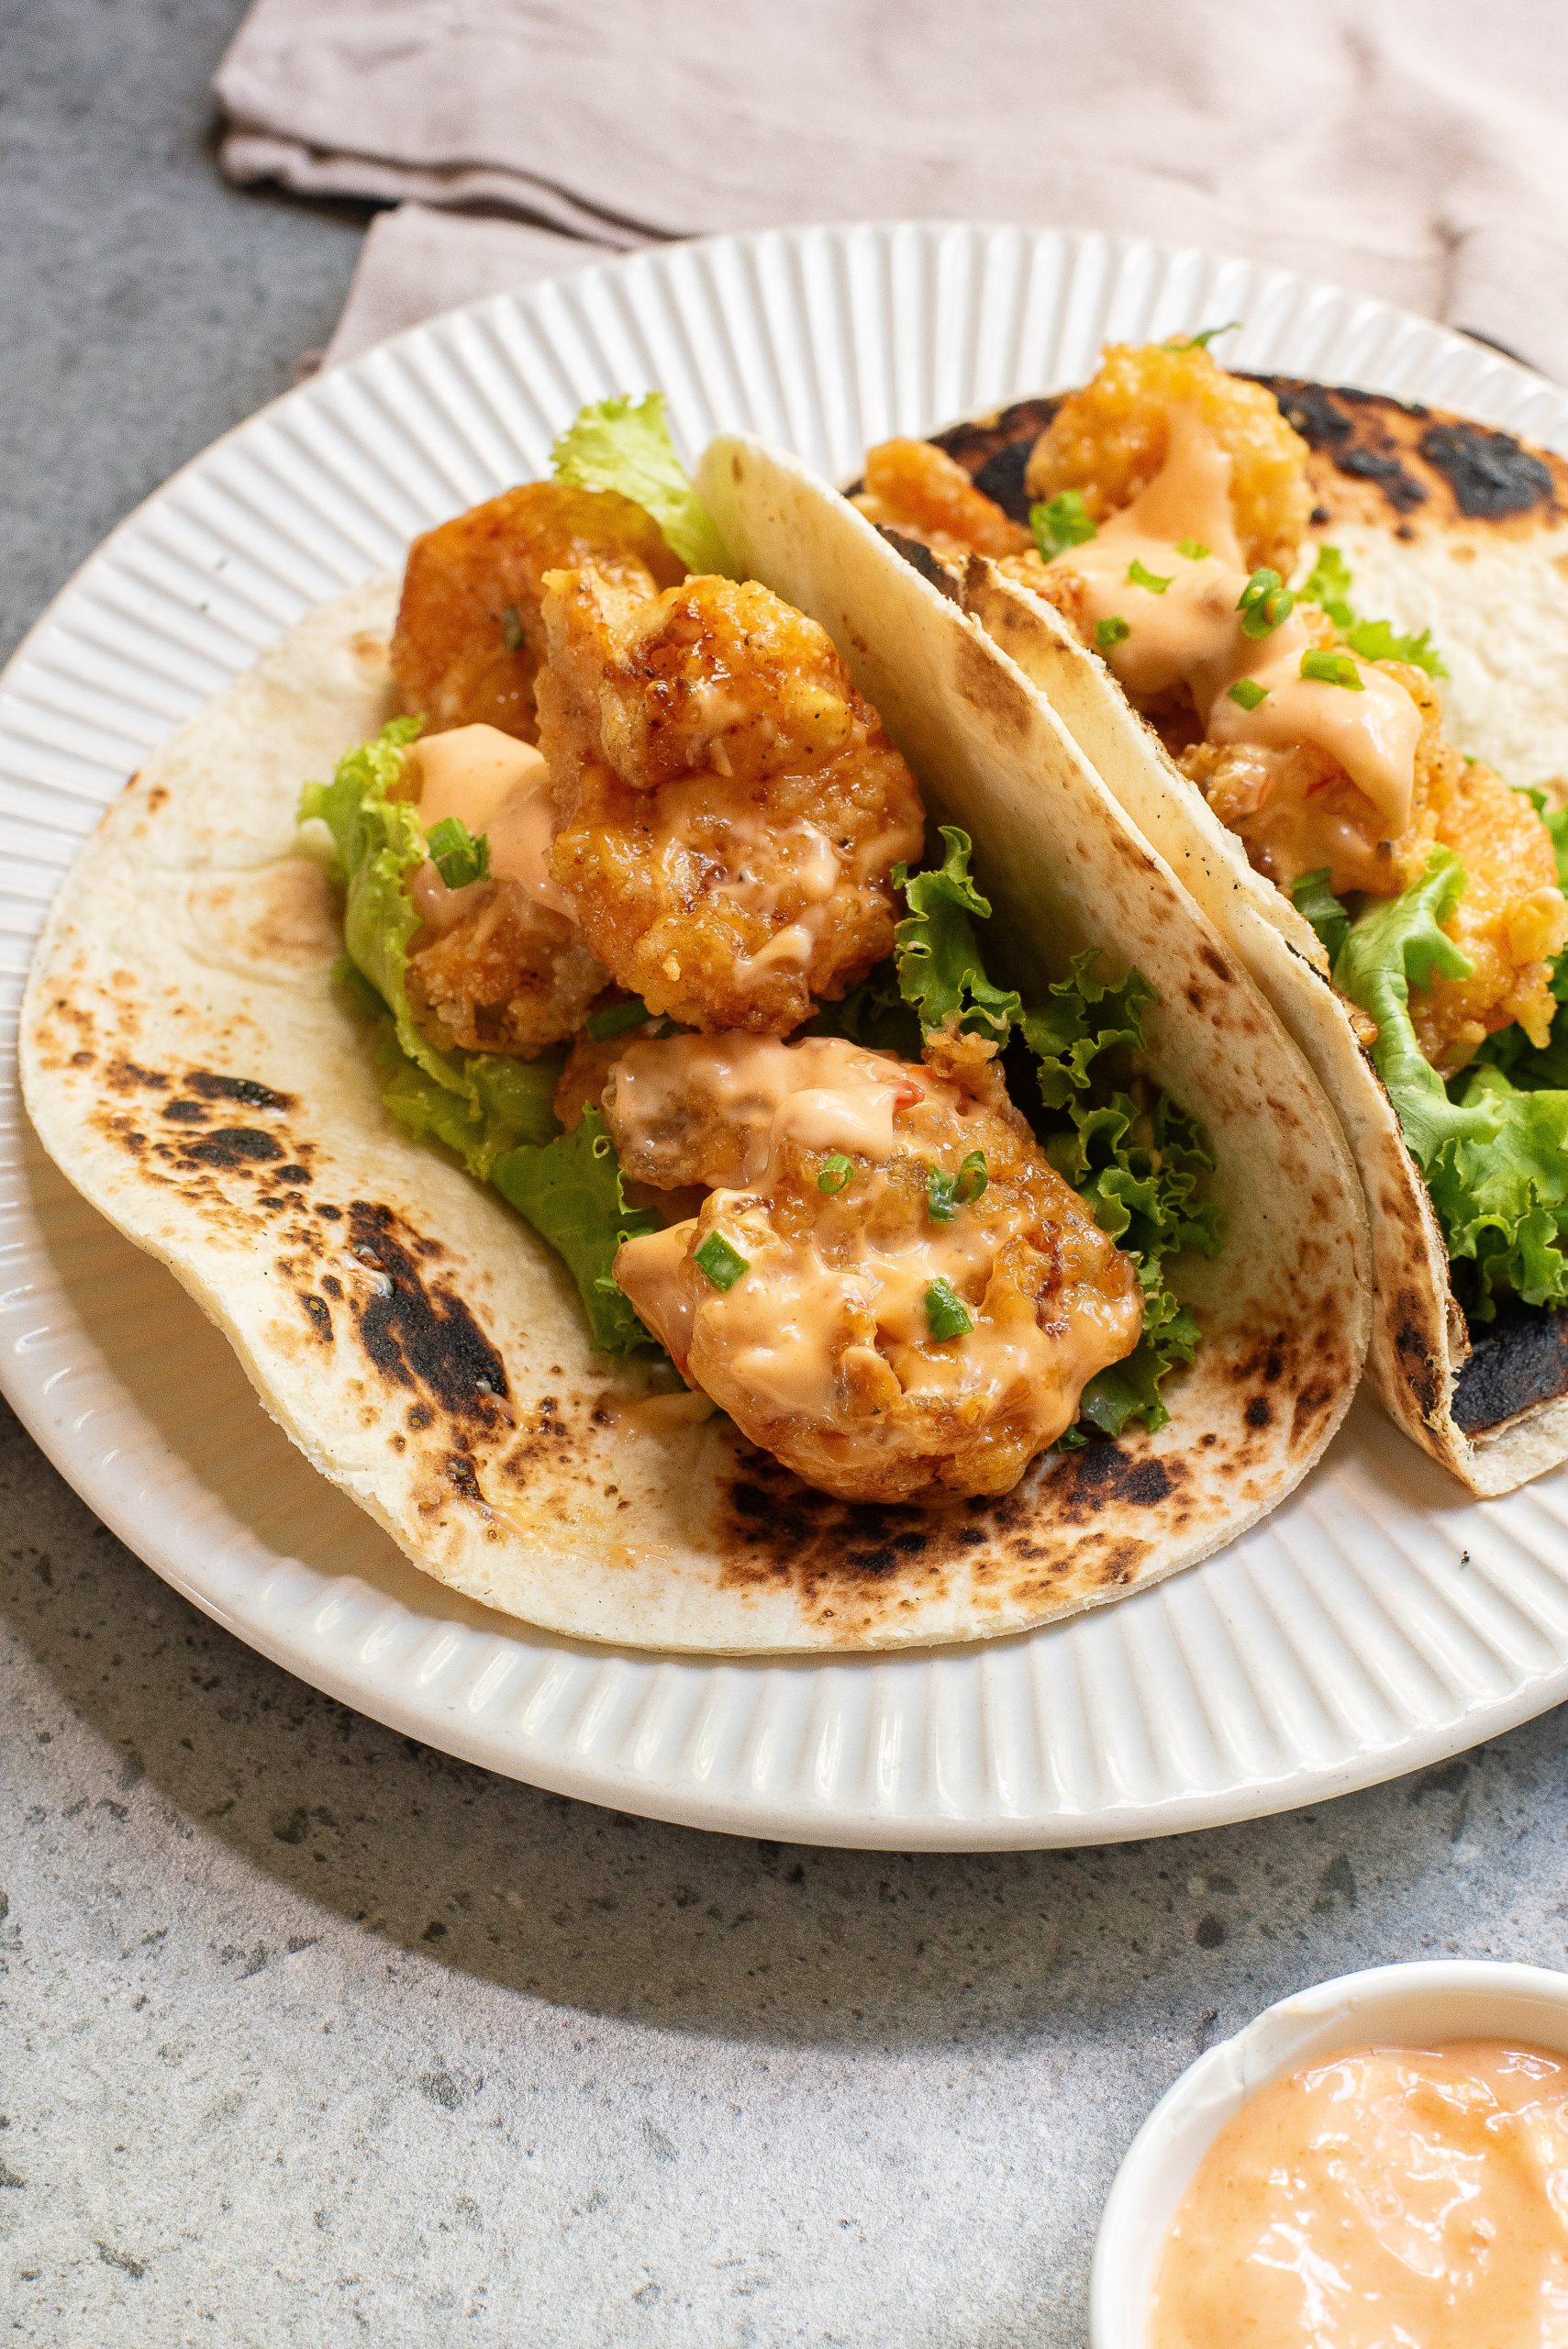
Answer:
[310,728,662,1358]
[550,391,728,573]
[1333,845,1568,1315]
[890,832,1222,1437]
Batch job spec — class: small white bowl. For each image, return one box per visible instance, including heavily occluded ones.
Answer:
[1090,1957,1568,2348]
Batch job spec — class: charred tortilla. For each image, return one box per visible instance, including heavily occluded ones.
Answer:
[912,379,1568,1491]
[19,443,1371,1650]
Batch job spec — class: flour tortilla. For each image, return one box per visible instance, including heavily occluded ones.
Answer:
[939,380,1568,1493]
[20,441,1370,1651]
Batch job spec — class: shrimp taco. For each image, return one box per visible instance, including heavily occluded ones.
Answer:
[21,395,1369,1651]
[856,337,1568,1495]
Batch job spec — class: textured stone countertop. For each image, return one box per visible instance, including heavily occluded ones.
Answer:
[6,7,1568,2344]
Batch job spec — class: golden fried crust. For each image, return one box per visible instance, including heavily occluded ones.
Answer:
[391,483,685,740]
[1024,340,1313,577]
[854,439,1032,562]
[612,1043,1142,1504]
[407,878,605,1057]
[1180,657,1568,1072]
[536,568,927,1034]
[1414,739,1568,1074]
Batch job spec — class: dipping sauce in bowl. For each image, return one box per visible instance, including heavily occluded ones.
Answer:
[1150,2040,1568,2345]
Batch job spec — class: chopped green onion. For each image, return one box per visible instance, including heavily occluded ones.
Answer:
[1300,648,1365,691]
[1169,320,1241,351]
[1030,489,1098,561]
[501,604,526,653]
[425,816,490,890]
[1237,568,1295,639]
[694,1231,749,1291]
[924,1277,973,1341]
[928,1150,988,1220]
[1128,558,1172,595]
[1095,615,1131,651]
[1227,677,1270,711]
[956,1148,988,1203]
[585,996,652,1042]
[1176,538,1210,561]
[817,1153,854,1195]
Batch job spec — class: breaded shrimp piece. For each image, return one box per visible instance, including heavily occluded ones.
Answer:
[406,875,605,1057]
[609,1031,1142,1502]
[536,567,927,1035]
[1413,748,1568,1075]
[392,481,684,740]
[1183,662,1567,1071]
[853,438,1032,562]
[1025,340,1312,577]
[400,725,607,1057]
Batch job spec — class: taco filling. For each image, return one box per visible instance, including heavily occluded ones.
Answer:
[859,340,1568,1330]
[301,397,1221,1503]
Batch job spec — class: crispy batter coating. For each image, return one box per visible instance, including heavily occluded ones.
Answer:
[1182,662,1568,1072]
[853,439,1032,562]
[536,567,927,1035]
[391,482,684,740]
[609,1030,1142,1503]
[1414,745,1568,1075]
[407,871,605,1056]
[1024,340,1312,576]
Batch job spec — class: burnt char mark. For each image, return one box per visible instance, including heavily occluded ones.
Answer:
[346,1200,510,1429]
[1418,421,1555,520]
[107,1056,169,1095]
[1256,377,1431,513]
[924,394,1066,522]
[971,438,1035,520]
[1269,379,1355,450]
[1393,1291,1443,1421]
[1335,445,1429,513]
[183,1126,284,1171]
[1057,1442,1174,1514]
[874,526,962,602]
[1452,1298,1568,1435]
[186,1069,294,1112]
[717,1427,1180,1618]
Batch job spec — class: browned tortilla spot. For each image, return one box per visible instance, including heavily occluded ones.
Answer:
[343,1200,511,1430]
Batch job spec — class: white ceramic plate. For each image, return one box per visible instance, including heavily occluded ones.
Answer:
[7,221,1568,1850]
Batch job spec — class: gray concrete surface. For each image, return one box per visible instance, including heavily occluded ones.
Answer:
[4,6,1568,2343]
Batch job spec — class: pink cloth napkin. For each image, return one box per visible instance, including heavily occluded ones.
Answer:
[217,0,1568,381]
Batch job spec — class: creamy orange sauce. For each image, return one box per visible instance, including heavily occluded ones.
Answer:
[1054,408,1420,839]
[605,1031,911,1188]
[1151,2040,1568,2348]
[409,722,573,919]
[609,1031,1140,1435]
[646,772,906,994]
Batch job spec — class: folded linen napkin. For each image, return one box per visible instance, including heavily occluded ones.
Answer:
[218,0,1568,383]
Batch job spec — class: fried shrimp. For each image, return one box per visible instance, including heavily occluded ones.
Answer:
[407,879,605,1056]
[1181,660,1567,1070]
[1413,746,1568,1075]
[853,438,1032,563]
[607,1030,1142,1503]
[535,567,927,1035]
[392,482,685,740]
[1024,340,1312,577]
[401,724,607,1056]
